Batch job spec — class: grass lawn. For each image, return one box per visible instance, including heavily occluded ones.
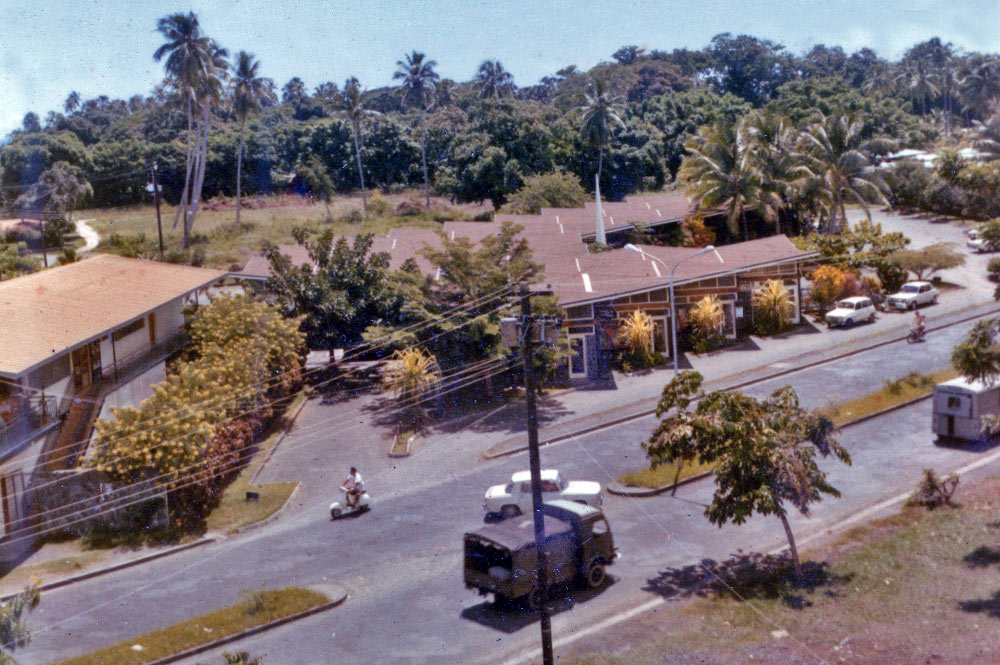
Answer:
[556,475,1000,665]
[0,543,109,590]
[618,368,956,488]
[51,586,330,665]
[83,191,490,270]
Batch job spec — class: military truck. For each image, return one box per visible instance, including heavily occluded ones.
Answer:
[463,500,616,609]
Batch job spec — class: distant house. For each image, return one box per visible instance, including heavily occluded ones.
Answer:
[0,255,224,538]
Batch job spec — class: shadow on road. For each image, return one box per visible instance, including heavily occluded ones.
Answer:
[643,550,850,610]
[460,578,615,633]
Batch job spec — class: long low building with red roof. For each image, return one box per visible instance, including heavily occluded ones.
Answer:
[235,193,817,381]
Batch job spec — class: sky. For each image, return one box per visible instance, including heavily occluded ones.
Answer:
[2,0,999,137]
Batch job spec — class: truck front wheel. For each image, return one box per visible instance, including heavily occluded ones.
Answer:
[586,561,606,588]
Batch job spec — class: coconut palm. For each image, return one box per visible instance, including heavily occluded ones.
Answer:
[679,118,776,240]
[394,51,440,207]
[63,91,81,115]
[972,113,1000,159]
[154,11,218,247]
[231,51,275,225]
[337,78,382,215]
[958,55,1000,121]
[184,42,229,239]
[895,62,939,117]
[475,60,514,99]
[744,110,800,234]
[861,61,897,97]
[797,113,892,235]
[578,78,626,190]
[752,279,795,331]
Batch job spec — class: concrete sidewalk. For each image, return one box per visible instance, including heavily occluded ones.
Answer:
[482,299,999,459]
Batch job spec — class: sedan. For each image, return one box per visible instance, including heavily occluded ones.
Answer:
[484,469,603,519]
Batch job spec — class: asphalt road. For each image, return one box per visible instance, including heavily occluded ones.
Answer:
[20,315,1000,665]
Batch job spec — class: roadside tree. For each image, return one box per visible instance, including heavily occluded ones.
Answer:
[645,370,850,579]
[382,347,440,428]
[951,319,1000,387]
[266,230,403,352]
[887,242,965,280]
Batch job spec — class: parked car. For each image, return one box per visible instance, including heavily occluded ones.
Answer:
[887,281,939,310]
[967,236,1000,253]
[824,297,876,328]
[484,469,603,519]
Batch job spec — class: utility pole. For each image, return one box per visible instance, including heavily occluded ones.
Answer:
[152,162,164,259]
[519,287,553,665]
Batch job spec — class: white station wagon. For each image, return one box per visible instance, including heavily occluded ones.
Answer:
[484,469,603,519]
[887,281,939,310]
[825,296,876,328]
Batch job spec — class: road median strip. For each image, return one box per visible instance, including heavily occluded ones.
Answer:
[51,585,345,665]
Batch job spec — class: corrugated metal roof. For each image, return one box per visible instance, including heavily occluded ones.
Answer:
[0,254,225,378]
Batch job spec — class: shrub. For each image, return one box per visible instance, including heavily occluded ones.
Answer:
[988,257,1000,280]
[501,171,588,214]
[617,310,655,371]
[906,468,959,510]
[752,280,795,335]
[681,212,715,247]
[809,265,847,315]
[875,260,907,294]
[367,192,393,217]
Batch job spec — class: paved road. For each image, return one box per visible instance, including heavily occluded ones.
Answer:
[21,316,1000,665]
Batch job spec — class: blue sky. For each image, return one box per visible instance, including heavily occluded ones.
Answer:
[2,0,999,137]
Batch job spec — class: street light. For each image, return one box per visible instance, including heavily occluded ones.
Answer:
[624,243,725,378]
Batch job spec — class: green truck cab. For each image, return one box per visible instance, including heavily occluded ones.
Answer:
[463,500,617,609]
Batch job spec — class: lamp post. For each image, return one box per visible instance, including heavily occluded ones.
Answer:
[624,243,724,378]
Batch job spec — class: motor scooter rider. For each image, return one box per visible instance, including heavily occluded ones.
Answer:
[912,310,927,339]
[343,467,364,509]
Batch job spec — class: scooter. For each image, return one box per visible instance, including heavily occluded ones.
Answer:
[330,485,371,519]
[907,327,926,344]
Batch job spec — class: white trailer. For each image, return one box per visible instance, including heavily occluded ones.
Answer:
[932,377,1000,441]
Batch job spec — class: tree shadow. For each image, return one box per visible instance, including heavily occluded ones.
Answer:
[963,546,1000,568]
[460,577,615,633]
[643,550,851,610]
[959,590,1000,618]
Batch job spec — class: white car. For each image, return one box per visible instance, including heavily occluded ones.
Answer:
[967,237,999,253]
[484,469,603,518]
[825,296,876,328]
[887,281,939,310]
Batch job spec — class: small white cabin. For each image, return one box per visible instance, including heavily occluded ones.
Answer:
[932,377,1000,441]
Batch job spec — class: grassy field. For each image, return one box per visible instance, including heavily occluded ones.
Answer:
[556,474,1000,665]
[82,191,491,270]
[618,368,956,489]
[51,586,330,665]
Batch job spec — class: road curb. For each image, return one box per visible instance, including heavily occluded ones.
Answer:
[230,482,302,536]
[482,304,996,460]
[142,586,348,665]
[0,538,214,602]
[250,390,311,484]
[607,391,936,497]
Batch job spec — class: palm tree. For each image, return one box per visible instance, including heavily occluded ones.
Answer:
[797,113,892,235]
[154,11,216,247]
[394,51,439,207]
[336,77,382,215]
[896,62,939,117]
[475,60,514,99]
[617,310,654,365]
[861,62,897,97]
[959,55,1000,121]
[184,41,229,241]
[744,110,800,235]
[63,91,81,115]
[752,279,795,331]
[578,78,625,192]
[383,347,440,428]
[231,51,275,225]
[678,119,775,240]
[971,112,1000,159]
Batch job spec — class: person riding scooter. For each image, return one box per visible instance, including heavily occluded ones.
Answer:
[343,467,364,509]
[911,310,927,339]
